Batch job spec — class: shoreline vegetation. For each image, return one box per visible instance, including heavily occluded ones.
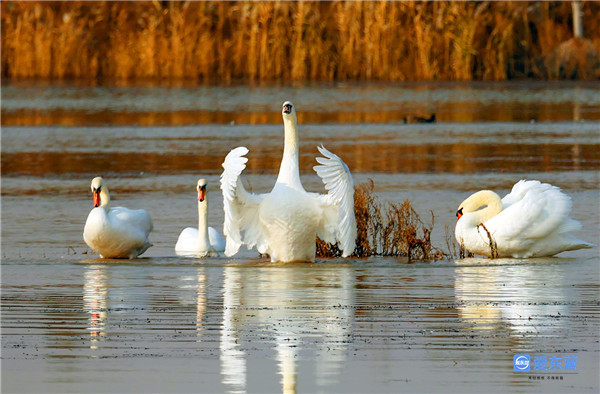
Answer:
[2,1,599,82]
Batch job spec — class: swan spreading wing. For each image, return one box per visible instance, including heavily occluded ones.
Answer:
[220,147,265,256]
[313,145,357,257]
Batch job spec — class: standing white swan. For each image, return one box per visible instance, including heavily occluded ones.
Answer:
[455,180,593,258]
[175,179,226,256]
[83,177,153,259]
[220,101,357,262]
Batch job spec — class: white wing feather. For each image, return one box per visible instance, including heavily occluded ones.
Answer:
[313,145,357,257]
[208,227,226,252]
[112,207,154,235]
[220,147,264,257]
[489,180,574,241]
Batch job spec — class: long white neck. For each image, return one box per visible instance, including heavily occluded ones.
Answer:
[275,116,302,189]
[100,187,110,210]
[197,199,212,251]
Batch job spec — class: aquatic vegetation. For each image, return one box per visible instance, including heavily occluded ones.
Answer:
[2,1,598,81]
[444,225,474,259]
[317,180,447,261]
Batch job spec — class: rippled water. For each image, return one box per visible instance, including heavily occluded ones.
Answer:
[1,81,599,393]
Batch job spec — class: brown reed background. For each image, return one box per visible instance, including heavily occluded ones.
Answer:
[2,1,599,82]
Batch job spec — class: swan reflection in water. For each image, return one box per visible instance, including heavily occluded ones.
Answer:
[220,264,355,393]
[83,265,108,349]
[454,258,570,336]
[220,267,247,393]
[178,267,208,341]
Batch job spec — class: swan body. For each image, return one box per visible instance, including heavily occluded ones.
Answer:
[175,179,226,256]
[220,101,357,262]
[83,177,153,259]
[455,180,594,258]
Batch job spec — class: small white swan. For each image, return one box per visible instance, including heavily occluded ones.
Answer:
[455,180,594,258]
[175,178,226,256]
[83,177,153,259]
[220,101,357,263]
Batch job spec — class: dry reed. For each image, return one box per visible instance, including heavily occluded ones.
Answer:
[444,224,474,259]
[2,1,599,82]
[317,180,447,261]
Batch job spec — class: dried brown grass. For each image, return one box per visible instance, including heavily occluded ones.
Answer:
[2,1,599,82]
[317,180,447,261]
[444,225,474,260]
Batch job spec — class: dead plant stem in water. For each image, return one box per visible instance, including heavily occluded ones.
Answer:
[477,223,499,259]
[317,180,447,261]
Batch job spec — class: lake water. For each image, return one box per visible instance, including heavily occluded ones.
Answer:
[1,81,599,393]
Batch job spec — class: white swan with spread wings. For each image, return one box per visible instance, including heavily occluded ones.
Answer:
[220,101,356,262]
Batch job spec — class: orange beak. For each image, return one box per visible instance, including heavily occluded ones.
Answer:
[198,188,205,202]
[455,209,463,228]
[93,190,101,207]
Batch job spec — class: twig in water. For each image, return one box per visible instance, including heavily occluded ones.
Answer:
[477,223,498,258]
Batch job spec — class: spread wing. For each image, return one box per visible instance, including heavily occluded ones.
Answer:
[220,147,265,257]
[313,145,357,257]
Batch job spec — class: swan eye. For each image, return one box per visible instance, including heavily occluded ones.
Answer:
[456,208,463,217]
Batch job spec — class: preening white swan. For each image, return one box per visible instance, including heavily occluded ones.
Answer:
[455,180,594,258]
[83,177,153,259]
[175,179,226,256]
[220,101,357,262]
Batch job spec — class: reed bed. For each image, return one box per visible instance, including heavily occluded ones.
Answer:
[2,1,599,82]
[317,180,447,261]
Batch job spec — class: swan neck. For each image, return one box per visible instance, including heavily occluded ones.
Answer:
[100,187,110,209]
[197,200,211,250]
[276,117,301,188]
[475,191,503,223]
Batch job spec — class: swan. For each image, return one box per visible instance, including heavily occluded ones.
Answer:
[220,101,357,262]
[455,180,594,258]
[83,177,153,259]
[175,178,226,256]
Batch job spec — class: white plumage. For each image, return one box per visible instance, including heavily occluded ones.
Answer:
[220,101,357,262]
[175,178,226,256]
[83,177,153,259]
[455,180,594,258]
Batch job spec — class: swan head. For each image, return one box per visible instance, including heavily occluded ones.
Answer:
[90,177,107,207]
[282,101,297,122]
[456,190,502,224]
[197,178,207,202]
